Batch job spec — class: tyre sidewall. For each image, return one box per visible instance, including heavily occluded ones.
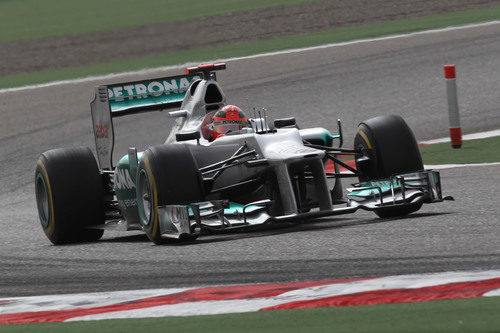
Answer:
[136,144,204,245]
[354,115,425,218]
[355,115,423,180]
[35,147,104,244]
[354,124,379,181]
[35,160,57,240]
[136,154,163,244]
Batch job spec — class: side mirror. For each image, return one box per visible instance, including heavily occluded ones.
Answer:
[176,131,201,142]
[168,110,188,118]
[274,117,296,128]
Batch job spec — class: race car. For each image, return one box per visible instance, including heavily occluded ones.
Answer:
[35,63,453,245]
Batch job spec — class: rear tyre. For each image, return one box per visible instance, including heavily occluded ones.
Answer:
[35,147,104,244]
[354,115,423,218]
[136,144,204,244]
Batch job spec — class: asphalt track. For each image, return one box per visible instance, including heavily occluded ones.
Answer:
[0,23,499,297]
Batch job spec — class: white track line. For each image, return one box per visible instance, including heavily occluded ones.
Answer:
[0,20,499,94]
[421,128,500,169]
[425,162,500,170]
[420,129,500,144]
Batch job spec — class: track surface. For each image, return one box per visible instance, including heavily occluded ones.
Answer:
[0,24,499,297]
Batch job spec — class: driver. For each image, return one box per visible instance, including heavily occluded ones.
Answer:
[201,105,249,141]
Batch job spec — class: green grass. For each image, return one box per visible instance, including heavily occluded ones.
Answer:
[0,0,315,43]
[3,297,499,332]
[1,6,499,90]
[420,136,500,165]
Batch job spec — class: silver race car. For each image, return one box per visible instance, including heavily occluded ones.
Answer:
[35,63,453,245]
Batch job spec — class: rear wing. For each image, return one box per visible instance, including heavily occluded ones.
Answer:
[90,74,201,169]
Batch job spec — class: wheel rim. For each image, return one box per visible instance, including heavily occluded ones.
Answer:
[138,169,152,226]
[35,173,50,228]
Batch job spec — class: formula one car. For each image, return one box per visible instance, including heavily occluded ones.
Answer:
[35,63,452,245]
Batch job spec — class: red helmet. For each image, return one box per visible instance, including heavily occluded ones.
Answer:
[209,105,248,140]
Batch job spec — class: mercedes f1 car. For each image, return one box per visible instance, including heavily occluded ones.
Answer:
[35,63,453,245]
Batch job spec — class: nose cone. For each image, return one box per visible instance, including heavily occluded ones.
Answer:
[256,129,325,162]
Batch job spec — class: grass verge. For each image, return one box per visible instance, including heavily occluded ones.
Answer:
[0,0,314,43]
[1,6,499,90]
[3,296,499,333]
[420,136,500,165]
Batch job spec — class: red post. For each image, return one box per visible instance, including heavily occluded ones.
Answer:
[444,65,462,148]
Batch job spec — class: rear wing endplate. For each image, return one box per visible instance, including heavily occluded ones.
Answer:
[90,74,201,169]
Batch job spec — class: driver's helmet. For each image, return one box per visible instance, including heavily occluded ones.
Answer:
[209,105,248,140]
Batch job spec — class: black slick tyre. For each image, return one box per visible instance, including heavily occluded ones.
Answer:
[354,115,424,218]
[35,147,104,244]
[136,144,204,245]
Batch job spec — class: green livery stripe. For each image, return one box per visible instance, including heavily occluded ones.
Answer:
[188,202,264,217]
[349,180,398,197]
[348,178,425,197]
[224,202,265,215]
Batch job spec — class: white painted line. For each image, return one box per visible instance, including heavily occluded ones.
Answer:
[483,288,500,297]
[420,129,500,144]
[66,299,285,321]
[0,288,189,315]
[424,162,500,170]
[1,20,499,94]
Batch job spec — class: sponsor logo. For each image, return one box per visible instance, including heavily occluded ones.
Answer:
[95,123,110,138]
[118,199,137,209]
[167,206,188,225]
[214,119,247,125]
[107,76,200,102]
[368,180,392,187]
[226,111,238,118]
[277,145,319,155]
[96,145,109,157]
[115,168,135,190]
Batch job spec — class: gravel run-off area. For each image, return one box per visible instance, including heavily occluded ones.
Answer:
[0,0,498,77]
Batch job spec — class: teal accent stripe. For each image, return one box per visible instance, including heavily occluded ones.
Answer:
[107,75,200,112]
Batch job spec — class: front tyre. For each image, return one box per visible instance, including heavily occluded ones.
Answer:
[136,144,204,244]
[354,115,424,218]
[35,147,104,244]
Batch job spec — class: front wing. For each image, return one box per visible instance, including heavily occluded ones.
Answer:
[157,170,453,239]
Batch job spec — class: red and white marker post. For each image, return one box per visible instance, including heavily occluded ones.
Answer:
[444,65,462,148]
